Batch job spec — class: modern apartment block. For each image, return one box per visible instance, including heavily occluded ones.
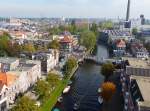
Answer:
[130,76,150,111]
[123,57,150,77]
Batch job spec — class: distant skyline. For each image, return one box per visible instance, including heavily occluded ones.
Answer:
[0,0,150,19]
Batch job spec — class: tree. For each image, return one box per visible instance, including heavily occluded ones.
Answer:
[48,40,60,49]
[99,21,113,30]
[46,73,60,89]
[11,96,39,111]
[6,42,22,57]
[101,63,115,81]
[63,57,77,78]
[22,43,36,53]
[0,32,10,40]
[0,50,7,57]
[34,80,49,102]
[144,42,150,53]
[48,27,61,35]
[100,82,116,102]
[0,33,10,56]
[80,31,96,50]
[132,28,138,35]
[90,23,98,36]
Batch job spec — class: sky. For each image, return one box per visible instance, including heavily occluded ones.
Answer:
[0,0,150,18]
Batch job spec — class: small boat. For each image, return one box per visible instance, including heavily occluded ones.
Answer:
[63,86,71,94]
[98,88,102,93]
[52,108,60,111]
[73,103,79,110]
[98,96,103,104]
[68,80,72,85]
[57,96,63,103]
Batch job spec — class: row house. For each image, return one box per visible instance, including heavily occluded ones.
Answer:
[20,49,59,73]
[0,58,41,110]
[33,50,59,73]
[130,40,149,58]
[113,39,126,57]
[0,83,8,111]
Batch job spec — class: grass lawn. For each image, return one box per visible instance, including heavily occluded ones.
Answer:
[40,66,78,111]
[40,79,68,111]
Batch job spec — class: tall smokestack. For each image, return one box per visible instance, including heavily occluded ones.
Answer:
[126,0,130,21]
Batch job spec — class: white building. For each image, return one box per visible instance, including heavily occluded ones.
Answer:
[130,76,150,111]
[123,57,150,77]
[0,58,41,109]
[33,50,59,73]
[0,84,8,111]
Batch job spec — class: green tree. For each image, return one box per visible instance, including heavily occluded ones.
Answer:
[0,33,10,56]
[90,23,98,36]
[48,40,60,49]
[101,21,113,30]
[34,80,49,102]
[101,63,115,81]
[47,73,60,88]
[6,42,22,57]
[132,28,138,35]
[0,32,10,40]
[48,27,61,35]
[80,31,96,50]
[71,20,78,34]
[144,42,150,53]
[11,96,39,111]
[63,57,77,78]
[22,43,36,53]
[0,50,7,57]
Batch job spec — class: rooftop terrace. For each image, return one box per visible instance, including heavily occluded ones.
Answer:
[122,57,150,69]
[0,57,18,64]
[131,75,150,107]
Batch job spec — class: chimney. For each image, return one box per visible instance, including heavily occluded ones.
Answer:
[126,0,131,21]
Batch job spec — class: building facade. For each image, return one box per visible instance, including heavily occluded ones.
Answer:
[0,58,41,110]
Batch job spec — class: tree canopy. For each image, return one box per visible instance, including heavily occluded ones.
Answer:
[34,72,61,103]
[0,33,11,56]
[99,21,113,30]
[34,80,49,102]
[101,82,116,102]
[63,57,77,78]
[46,72,61,88]
[11,96,39,111]
[48,40,60,49]
[22,43,36,53]
[101,63,115,81]
[132,28,138,35]
[90,23,98,36]
[80,31,96,50]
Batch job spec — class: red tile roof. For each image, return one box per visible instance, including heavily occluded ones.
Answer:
[116,39,126,48]
[60,36,72,43]
[0,72,17,86]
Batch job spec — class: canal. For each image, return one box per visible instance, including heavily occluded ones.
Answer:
[59,45,109,111]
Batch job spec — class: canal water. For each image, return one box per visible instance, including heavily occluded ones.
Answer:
[61,45,109,111]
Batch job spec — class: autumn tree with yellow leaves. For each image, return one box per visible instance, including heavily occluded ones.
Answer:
[100,82,116,102]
